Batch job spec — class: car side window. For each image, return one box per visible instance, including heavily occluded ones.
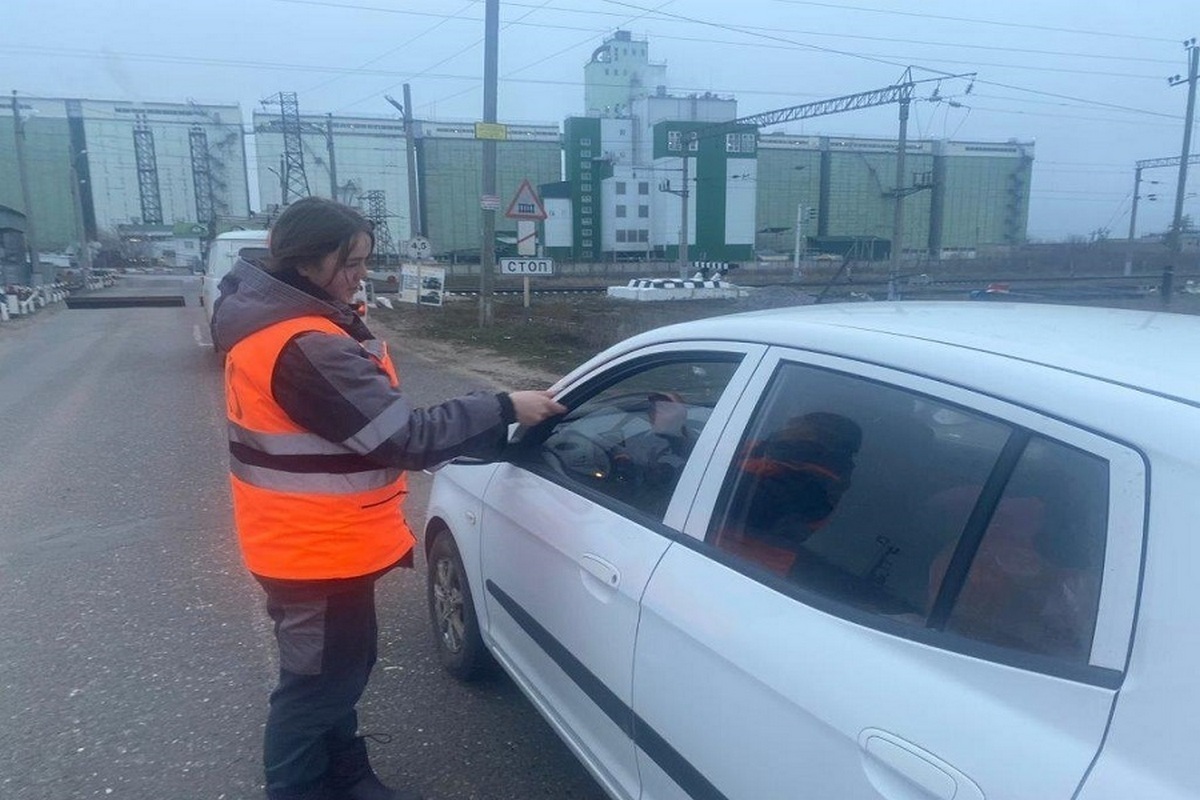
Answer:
[238,246,269,264]
[708,362,1012,618]
[707,361,1113,667]
[935,437,1109,662]
[515,357,741,520]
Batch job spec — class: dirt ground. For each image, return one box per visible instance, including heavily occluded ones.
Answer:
[369,282,1200,391]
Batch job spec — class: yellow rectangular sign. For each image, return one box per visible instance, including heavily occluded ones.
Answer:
[474,122,509,141]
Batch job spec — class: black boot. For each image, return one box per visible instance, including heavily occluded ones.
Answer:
[265,782,335,800]
[328,737,423,800]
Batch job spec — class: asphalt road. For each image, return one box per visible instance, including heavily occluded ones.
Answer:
[0,276,607,800]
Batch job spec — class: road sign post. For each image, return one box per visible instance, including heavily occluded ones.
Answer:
[504,182,548,310]
[498,258,554,275]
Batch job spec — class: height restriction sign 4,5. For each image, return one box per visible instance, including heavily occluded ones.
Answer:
[504,179,547,220]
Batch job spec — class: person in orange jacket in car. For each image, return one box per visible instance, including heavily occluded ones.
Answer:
[211,198,564,800]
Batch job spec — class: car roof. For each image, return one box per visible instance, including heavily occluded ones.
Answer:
[653,302,1199,405]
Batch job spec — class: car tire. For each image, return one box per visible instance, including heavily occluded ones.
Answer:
[427,529,493,681]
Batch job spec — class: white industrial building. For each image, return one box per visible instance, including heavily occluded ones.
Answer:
[0,95,250,251]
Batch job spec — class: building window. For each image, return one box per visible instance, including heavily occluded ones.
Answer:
[638,229,649,242]
[582,193,592,203]
[580,138,592,146]
[581,149,593,158]
[616,230,627,243]
[616,205,627,218]
[638,205,650,218]
[638,182,650,195]
[741,133,756,153]
[616,182,627,195]
[668,131,682,152]
[582,238,593,248]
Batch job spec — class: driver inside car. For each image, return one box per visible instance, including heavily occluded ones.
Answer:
[611,391,696,514]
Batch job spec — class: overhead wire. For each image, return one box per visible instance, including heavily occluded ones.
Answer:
[333,0,561,112]
[418,0,678,112]
[276,0,1181,63]
[767,0,1177,43]
[298,1,478,97]
[594,0,1182,121]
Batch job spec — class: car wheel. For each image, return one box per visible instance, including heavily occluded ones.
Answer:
[427,529,492,681]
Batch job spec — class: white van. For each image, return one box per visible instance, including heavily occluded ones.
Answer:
[200,229,370,336]
[200,230,270,326]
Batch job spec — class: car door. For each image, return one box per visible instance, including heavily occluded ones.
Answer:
[478,343,763,800]
[632,348,1144,800]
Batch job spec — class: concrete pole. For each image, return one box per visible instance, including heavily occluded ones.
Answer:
[11,91,41,285]
[403,84,422,239]
[889,98,910,301]
[70,161,92,276]
[678,153,690,279]
[1125,166,1142,277]
[1169,43,1198,255]
[479,0,499,327]
[325,114,338,201]
[793,203,804,277]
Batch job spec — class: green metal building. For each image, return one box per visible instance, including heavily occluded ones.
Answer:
[756,133,1034,260]
[415,120,562,259]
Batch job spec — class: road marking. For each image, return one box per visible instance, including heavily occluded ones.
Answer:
[194,323,213,348]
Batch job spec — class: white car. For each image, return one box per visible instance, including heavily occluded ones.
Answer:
[423,302,1199,800]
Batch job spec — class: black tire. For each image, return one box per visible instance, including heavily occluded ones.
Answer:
[426,529,493,681]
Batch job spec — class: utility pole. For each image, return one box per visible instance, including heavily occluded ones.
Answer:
[658,151,691,279]
[385,88,423,239]
[479,0,499,327]
[679,150,690,279]
[889,72,912,301]
[403,84,421,238]
[70,151,92,275]
[11,91,41,284]
[325,113,338,200]
[1168,39,1198,255]
[1125,165,1144,276]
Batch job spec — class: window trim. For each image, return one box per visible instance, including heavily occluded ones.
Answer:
[680,346,1145,686]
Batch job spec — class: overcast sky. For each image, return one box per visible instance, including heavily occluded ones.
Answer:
[4,0,1197,239]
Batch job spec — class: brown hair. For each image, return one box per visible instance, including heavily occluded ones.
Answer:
[266,197,374,274]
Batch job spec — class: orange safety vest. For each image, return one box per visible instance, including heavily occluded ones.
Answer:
[224,315,414,580]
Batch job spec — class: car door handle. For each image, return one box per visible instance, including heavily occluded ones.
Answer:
[858,729,982,800]
[579,553,621,588]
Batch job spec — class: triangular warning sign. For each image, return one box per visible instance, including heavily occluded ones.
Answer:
[504,179,547,221]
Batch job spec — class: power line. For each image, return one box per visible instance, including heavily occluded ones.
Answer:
[419,0,678,111]
[769,0,1177,43]
[3,35,1179,123]
[274,0,1184,66]
[597,0,934,75]
[299,1,478,96]
[593,0,1181,119]
[335,0,560,111]
[964,103,1179,127]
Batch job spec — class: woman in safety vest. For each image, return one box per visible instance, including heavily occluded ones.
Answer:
[211,197,564,800]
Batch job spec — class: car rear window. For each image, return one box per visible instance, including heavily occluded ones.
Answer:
[707,361,1110,667]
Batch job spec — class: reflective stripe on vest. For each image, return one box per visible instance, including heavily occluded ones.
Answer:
[224,314,414,580]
